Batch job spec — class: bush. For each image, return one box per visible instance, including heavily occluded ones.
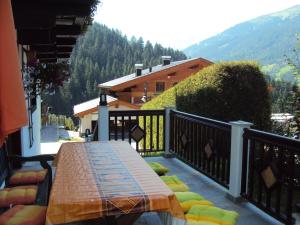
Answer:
[47,113,75,131]
[143,61,271,131]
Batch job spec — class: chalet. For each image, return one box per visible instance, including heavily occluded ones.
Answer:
[73,96,138,135]
[74,56,212,135]
[98,56,213,106]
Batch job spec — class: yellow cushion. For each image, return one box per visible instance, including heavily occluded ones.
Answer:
[161,175,189,192]
[148,162,169,176]
[8,169,47,185]
[175,192,204,203]
[186,205,239,225]
[0,186,37,208]
[186,220,218,225]
[0,205,47,225]
[181,200,214,213]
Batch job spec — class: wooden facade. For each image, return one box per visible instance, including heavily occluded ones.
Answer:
[100,58,213,107]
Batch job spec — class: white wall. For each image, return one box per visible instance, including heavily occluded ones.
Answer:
[21,96,41,157]
[79,105,135,135]
[19,46,41,157]
[79,114,92,134]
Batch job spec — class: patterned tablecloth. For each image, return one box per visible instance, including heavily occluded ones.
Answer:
[46,141,185,225]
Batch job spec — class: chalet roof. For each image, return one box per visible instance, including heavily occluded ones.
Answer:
[12,0,99,63]
[99,58,208,89]
[73,95,117,116]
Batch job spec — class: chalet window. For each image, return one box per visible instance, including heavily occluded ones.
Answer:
[167,72,176,78]
[156,82,165,92]
[189,64,199,70]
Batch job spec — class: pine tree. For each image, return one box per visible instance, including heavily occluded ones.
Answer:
[44,23,187,116]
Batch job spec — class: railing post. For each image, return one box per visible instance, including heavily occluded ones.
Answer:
[164,107,174,158]
[228,120,252,200]
[98,91,109,142]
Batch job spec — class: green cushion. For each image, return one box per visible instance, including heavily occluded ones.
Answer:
[161,175,189,192]
[186,205,239,225]
[186,220,218,225]
[148,162,169,176]
[175,192,204,203]
[181,200,214,213]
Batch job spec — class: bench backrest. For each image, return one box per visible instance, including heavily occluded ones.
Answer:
[0,145,9,187]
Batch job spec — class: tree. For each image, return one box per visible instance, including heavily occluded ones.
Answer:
[284,35,300,138]
[44,23,187,117]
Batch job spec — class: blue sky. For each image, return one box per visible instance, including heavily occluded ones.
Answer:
[95,0,300,50]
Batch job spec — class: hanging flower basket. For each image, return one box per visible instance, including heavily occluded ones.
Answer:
[23,59,70,97]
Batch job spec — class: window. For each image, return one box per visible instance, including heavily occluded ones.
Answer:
[189,64,199,70]
[156,82,165,92]
[173,82,178,87]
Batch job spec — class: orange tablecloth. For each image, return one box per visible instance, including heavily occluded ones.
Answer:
[46,141,184,225]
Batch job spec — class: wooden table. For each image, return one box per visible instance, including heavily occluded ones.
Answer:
[46,141,185,225]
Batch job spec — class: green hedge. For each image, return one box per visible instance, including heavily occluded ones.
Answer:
[143,61,271,130]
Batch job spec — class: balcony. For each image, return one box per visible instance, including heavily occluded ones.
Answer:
[91,107,300,225]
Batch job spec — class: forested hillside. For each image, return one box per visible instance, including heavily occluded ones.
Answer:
[184,5,300,81]
[45,23,186,116]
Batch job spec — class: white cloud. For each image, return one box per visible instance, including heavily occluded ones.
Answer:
[94,0,300,49]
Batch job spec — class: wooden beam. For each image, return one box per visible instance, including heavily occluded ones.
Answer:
[55,25,81,36]
[31,45,56,53]
[36,54,56,59]
[12,2,91,18]
[39,58,57,63]
[56,38,77,46]
[31,46,73,55]
[13,14,56,29]
[57,46,74,53]
[17,30,54,45]
[37,53,70,59]
[57,53,71,58]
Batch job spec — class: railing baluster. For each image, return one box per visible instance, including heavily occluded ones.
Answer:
[136,115,139,152]
[114,116,118,141]
[128,116,132,144]
[150,115,153,152]
[121,115,125,141]
[156,115,159,151]
[216,129,220,180]
[257,142,264,204]
[143,115,146,152]
[286,150,295,224]
[275,146,282,214]
[248,140,255,199]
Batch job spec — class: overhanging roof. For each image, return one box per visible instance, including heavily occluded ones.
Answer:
[12,0,99,62]
[73,96,139,117]
[98,58,213,90]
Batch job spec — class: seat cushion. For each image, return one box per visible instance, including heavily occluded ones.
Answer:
[175,192,204,203]
[0,186,37,208]
[187,220,218,225]
[0,205,47,225]
[8,169,47,186]
[161,175,189,192]
[185,205,239,225]
[148,162,169,176]
[181,200,214,213]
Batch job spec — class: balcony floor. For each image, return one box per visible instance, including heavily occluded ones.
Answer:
[132,156,285,225]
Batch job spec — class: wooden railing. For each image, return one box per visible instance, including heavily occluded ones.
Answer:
[242,128,300,225]
[108,110,165,154]
[170,110,231,188]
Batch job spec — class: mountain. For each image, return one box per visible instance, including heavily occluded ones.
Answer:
[184,5,300,81]
[45,23,186,116]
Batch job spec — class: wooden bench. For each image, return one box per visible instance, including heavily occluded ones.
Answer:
[0,144,54,213]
